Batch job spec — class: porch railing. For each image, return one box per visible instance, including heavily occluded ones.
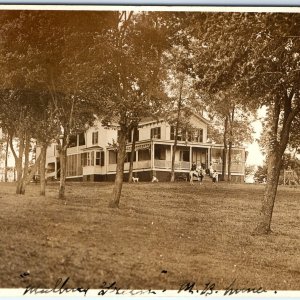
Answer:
[211,162,245,174]
[107,160,151,172]
[154,160,190,170]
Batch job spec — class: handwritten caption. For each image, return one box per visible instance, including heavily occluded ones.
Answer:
[20,270,276,297]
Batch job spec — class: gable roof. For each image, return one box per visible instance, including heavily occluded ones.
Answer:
[139,111,210,127]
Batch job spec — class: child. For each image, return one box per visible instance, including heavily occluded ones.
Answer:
[212,170,218,183]
[209,164,214,177]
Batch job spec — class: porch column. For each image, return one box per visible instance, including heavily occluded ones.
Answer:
[189,146,192,170]
[55,159,57,180]
[170,145,173,171]
[206,148,209,169]
[105,149,108,175]
[151,142,155,169]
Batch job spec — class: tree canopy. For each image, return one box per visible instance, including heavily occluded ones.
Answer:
[0,10,299,233]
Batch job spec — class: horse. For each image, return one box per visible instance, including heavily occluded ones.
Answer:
[189,166,204,185]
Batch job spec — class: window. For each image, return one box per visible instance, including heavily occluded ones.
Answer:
[170,126,175,140]
[96,151,101,166]
[171,126,204,143]
[81,152,91,166]
[125,151,136,163]
[191,129,203,143]
[79,133,85,146]
[91,151,94,166]
[170,126,184,141]
[177,128,182,141]
[109,151,118,164]
[96,151,105,166]
[92,132,98,145]
[154,145,166,160]
[138,149,151,161]
[151,127,161,139]
[180,150,190,162]
[134,129,139,142]
[68,135,77,148]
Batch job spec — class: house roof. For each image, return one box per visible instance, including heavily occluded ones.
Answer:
[139,111,210,127]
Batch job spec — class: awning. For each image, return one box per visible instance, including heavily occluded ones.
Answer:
[82,146,104,151]
[126,143,151,152]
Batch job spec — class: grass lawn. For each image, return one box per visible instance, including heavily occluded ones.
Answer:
[0,181,299,290]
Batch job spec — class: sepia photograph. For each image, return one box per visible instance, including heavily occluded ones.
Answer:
[0,5,299,296]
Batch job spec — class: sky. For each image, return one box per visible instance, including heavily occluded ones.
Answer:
[245,107,267,167]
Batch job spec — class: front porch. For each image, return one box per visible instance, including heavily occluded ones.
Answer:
[107,140,246,179]
[107,140,210,174]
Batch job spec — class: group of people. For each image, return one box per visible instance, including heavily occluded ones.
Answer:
[190,162,218,183]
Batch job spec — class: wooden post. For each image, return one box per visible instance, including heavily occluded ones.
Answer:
[170,144,173,171]
[189,146,192,170]
[151,142,154,170]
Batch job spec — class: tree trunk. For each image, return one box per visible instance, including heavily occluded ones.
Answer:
[170,78,183,182]
[23,151,42,188]
[110,127,127,208]
[40,144,47,196]
[14,135,25,195]
[227,108,234,182]
[15,160,23,194]
[4,134,9,182]
[221,115,229,181]
[254,151,282,234]
[170,139,178,182]
[18,135,31,195]
[128,127,137,183]
[254,95,297,234]
[59,147,67,199]
[228,140,232,182]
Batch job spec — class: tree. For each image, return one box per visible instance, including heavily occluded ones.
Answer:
[0,89,49,194]
[37,11,113,199]
[185,13,258,181]
[241,14,300,234]
[0,10,114,197]
[89,11,170,207]
[254,164,268,183]
[184,12,300,232]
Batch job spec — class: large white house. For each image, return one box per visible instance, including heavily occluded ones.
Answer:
[44,113,246,182]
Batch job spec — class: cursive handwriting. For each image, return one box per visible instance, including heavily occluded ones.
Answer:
[178,281,216,296]
[23,277,89,296]
[21,275,272,297]
[98,281,157,296]
[223,279,267,296]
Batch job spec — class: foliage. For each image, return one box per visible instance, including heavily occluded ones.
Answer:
[85,11,173,206]
[254,164,268,183]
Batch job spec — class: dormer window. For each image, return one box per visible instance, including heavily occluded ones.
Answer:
[92,132,98,145]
